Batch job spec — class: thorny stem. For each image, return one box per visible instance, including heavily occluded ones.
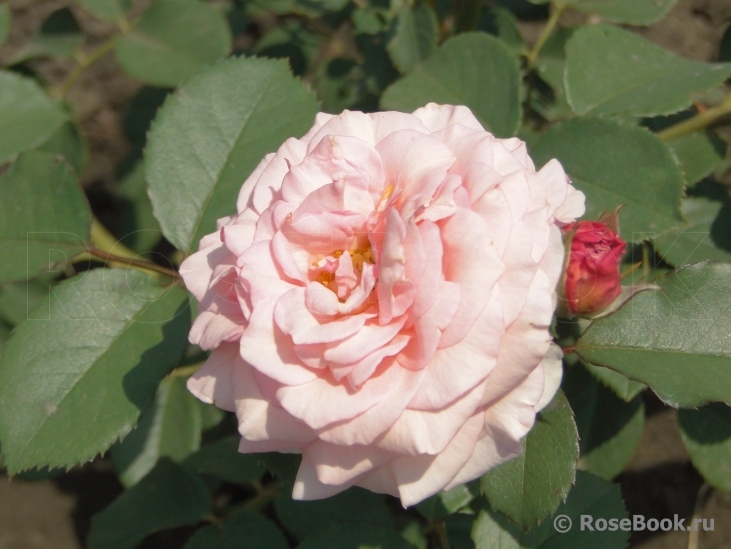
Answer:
[620,261,643,279]
[53,38,117,100]
[72,218,182,281]
[657,92,731,142]
[86,247,182,281]
[525,2,568,71]
[91,217,139,260]
[433,520,451,549]
[243,483,280,511]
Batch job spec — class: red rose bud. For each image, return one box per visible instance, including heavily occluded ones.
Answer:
[561,220,626,317]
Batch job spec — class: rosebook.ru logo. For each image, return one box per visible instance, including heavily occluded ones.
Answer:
[554,514,715,533]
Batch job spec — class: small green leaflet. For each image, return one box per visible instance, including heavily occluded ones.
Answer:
[564,364,644,480]
[530,117,685,241]
[184,511,289,549]
[145,56,318,251]
[0,269,190,473]
[381,33,522,137]
[472,471,628,549]
[565,25,731,117]
[111,376,202,487]
[0,151,91,283]
[576,262,731,408]
[115,0,232,87]
[480,392,579,530]
[87,458,211,549]
[0,72,68,164]
[678,403,731,491]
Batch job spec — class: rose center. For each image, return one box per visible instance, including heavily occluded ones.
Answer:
[310,245,376,300]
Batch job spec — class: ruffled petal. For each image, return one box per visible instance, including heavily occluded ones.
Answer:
[411,103,484,133]
[275,359,405,429]
[376,379,486,456]
[305,441,393,486]
[389,412,484,507]
[187,343,238,411]
[240,294,321,386]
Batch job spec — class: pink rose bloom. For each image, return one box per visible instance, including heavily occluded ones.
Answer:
[180,104,585,507]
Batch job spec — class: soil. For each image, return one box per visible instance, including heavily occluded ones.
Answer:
[0,0,730,548]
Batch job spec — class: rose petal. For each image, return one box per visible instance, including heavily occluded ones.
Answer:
[275,359,404,429]
[389,412,484,507]
[411,103,484,133]
[240,294,321,386]
[187,343,238,411]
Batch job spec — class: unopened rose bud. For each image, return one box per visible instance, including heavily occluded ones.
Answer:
[561,220,626,317]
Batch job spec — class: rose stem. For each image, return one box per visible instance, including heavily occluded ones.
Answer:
[433,520,452,549]
[525,2,569,71]
[52,13,133,100]
[657,92,731,142]
[72,218,182,282]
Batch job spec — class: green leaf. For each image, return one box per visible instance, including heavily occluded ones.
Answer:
[75,0,130,21]
[535,27,573,92]
[184,511,289,549]
[472,471,628,549]
[416,482,478,521]
[0,72,68,164]
[352,8,387,35]
[116,162,162,253]
[583,362,646,402]
[115,0,232,87]
[37,118,90,176]
[446,514,477,549]
[111,377,202,487]
[531,28,574,122]
[0,151,91,283]
[259,452,300,491]
[564,364,644,480]
[0,269,190,473]
[530,118,685,242]
[275,487,393,540]
[183,436,265,485]
[654,195,731,267]
[478,8,525,57]
[122,87,171,148]
[0,4,10,47]
[0,320,11,356]
[297,525,416,549]
[87,458,211,549]
[678,403,731,491]
[145,57,319,251]
[667,132,726,186]
[387,3,438,74]
[576,262,731,408]
[10,8,84,63]
[480,392,579,530]
[198,401,225,430]
[571,0,677,25]
[565,25,731,117]
[255,22,323,77]
[0,278,54,326]
[381,32,522,137]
